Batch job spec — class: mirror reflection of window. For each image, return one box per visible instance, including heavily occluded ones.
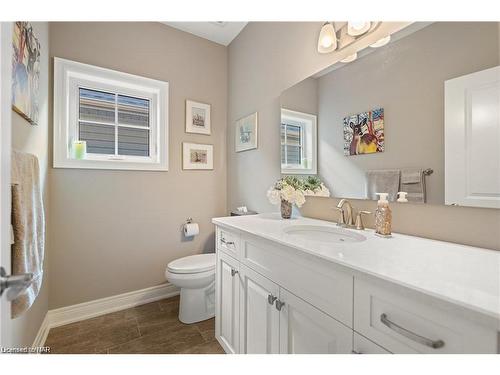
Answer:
[280,109,317,175]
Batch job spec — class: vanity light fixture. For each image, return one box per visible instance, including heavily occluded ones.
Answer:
[347,21,371,36]
[317,22,337,54]
[340,52,357,63]
[370,35,391,48]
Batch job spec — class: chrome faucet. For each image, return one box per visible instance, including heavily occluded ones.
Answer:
[335,199,354,227]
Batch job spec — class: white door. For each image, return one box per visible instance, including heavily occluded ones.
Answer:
[279,288,352,354]
[239,264,280,354]
[0,22,13,349]
[445,65,500,208]
[215,251,240,354]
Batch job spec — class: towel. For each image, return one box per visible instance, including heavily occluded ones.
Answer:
[365,169,401,202]
[400,168,426,203]
[11,150,45,319]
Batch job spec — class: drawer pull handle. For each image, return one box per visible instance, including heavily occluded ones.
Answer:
[221,238,235,246]
[268,294,277,305]
[380,313,445,349]
[231,269,238,277]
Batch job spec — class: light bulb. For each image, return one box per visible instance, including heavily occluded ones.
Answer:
[347,21,371,36]
[321,35,333,48]
[370,35,391,48]
[340,52,357,63]
[317,22,337,54]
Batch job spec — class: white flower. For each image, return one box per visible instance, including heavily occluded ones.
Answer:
[280,185,296,203]
[267,188,281,205]
[316,184,330,197]
[303,189,314,196]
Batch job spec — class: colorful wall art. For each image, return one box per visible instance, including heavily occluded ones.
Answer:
[343,108,384,156]
[12,22,41,125]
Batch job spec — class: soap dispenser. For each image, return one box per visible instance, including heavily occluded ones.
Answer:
[397,191,408,203]
[375,193,392,237]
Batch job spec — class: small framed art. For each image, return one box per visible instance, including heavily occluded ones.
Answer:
[182,142,213,170]
[235,112,258,152]
[186,100,211,135]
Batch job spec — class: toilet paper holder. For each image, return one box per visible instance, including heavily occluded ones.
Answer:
[182,218,200,238]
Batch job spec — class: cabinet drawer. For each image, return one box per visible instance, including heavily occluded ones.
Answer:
[216,227,240,259]
[353,333,391,354]
[240,234,353,327]
[354,277,498,354]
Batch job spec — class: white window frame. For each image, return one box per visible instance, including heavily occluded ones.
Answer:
[53,57,169,171]
[280,108,317,175]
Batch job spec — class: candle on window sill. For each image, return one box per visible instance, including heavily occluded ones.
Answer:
[72,141,87,160]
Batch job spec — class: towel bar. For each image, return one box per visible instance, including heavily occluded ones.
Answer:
[423,168,433,176]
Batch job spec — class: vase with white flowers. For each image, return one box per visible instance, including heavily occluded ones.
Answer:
[267,176,330,219]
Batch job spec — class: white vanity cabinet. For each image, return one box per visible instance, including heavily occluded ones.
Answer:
[239,264,280,353]
[215,227,354,354]
[214,218,499,355]
[279,288,352,354]
[353,277,498,354]
[215,251,240,354]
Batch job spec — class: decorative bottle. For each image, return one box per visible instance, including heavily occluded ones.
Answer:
[375,193,392,237]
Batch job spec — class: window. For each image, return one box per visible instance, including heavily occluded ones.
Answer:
[54,58,168,171]
[280,108,317,174]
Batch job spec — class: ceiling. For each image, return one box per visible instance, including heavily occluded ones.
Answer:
[162,22,247,46]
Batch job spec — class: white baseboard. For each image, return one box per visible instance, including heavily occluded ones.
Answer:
[32,313,50,348]
[33,283,179,347]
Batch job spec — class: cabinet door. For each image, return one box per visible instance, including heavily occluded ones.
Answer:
[215,251,240,354]
[279,288,352,354]
[239,264,280,354]
[353,333,391,354]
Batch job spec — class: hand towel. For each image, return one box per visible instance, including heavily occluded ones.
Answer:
[400,168,426,203]
[365,169,401,202]
[11,150,45,318]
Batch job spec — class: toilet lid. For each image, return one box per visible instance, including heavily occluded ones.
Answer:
[167,253,216,274]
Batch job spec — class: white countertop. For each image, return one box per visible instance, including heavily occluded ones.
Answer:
[213,213,500,321]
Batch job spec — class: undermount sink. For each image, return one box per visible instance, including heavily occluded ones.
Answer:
[283,225,366,243]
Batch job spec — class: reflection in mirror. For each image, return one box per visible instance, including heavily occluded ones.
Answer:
[280,109,317,175]
[280,22,500,208]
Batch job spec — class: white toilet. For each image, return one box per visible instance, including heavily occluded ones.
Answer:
[165,253,216,324]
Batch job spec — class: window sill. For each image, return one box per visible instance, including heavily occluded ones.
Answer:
[281,166,317,175]
[53,158,168,171]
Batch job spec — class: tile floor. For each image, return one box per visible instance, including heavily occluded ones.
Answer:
[45,295,224,354]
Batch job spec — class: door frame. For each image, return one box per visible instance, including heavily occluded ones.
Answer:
[0,21,13,349]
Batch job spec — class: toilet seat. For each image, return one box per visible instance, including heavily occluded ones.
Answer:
[167,253,215,274]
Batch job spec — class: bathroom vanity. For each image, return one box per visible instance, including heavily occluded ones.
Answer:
[212,214,500,354]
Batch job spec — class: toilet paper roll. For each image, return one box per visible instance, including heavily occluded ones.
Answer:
[183,223,199,237]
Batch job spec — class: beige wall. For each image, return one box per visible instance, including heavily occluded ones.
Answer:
[11,22,50,346]
[280,77,318,115]
[315,22,499,205]
[228,22,500,251]
[49,22,227,308]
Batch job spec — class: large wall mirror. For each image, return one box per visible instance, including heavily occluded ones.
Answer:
[280,22,500,208]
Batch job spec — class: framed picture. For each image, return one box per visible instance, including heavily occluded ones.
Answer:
[343,108,384,156]
[235,112,258,152]
[186,100,211,135]
[12,21,41,125]
[182,142,213,170]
